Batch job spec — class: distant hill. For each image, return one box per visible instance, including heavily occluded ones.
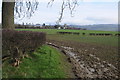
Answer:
[69,24,118,31]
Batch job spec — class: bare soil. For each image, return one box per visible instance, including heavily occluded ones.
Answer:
[46,40,119,79]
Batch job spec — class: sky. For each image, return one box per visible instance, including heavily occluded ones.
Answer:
[0,0,119,25]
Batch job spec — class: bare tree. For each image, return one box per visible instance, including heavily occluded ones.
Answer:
[2,0,78,29]
[2,0,39,29]
[14,0,39,19]
[2,0,15,29]
[48,0,79,24]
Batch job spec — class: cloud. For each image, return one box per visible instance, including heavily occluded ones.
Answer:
[38,0,119,2]
[82,0,119,2]
[61,2,118,25]
[62,18,95,25]
[0,0,119,3]
[86,16,117,24]
[11,1,119,25]
[39,0,119,2]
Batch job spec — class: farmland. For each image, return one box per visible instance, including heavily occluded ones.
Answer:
[16,29,119,78]
[18,29,119,35]
[18,29,119,47]
[17,29,119,65]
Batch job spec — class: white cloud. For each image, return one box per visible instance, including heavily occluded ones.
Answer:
[0,0,119,2]
[60,2,118,25]
[0,0,118,25]
[39,0,119,2]
[82,0,119,2]
[16,2,118,25]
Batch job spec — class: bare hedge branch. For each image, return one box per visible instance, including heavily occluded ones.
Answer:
[15,0,78,24]
[14,0,39,19]
[48,0,79,24]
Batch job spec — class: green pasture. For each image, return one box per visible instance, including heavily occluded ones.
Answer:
[17,29,119,35]
[17,29,119,47]
[3,45,72,78]
[47,34,118,47]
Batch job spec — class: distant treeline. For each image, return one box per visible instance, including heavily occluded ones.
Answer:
[15,24,87,30]
[57,32,120,36]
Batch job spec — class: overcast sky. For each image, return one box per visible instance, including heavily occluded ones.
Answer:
[0,0,119,25]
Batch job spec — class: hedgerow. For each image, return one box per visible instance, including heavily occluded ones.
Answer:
[2,29,46,59]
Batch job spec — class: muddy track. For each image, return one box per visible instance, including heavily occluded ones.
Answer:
[46,42,119,79]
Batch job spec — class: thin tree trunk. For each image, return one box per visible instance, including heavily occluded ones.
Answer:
[2,1,15,29]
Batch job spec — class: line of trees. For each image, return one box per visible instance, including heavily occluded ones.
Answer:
[57,32,120,36]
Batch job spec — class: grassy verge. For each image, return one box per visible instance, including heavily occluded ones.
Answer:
[3,45,73,78]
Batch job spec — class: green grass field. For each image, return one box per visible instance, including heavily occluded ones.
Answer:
[3,45,73,78]
[17,29,119,47]
[18,29,119,35]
